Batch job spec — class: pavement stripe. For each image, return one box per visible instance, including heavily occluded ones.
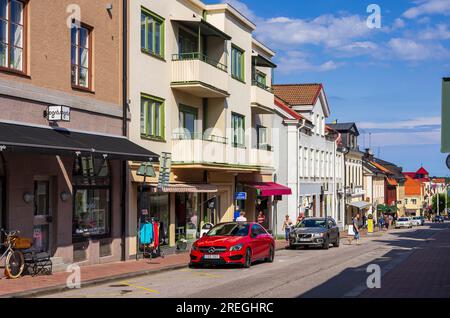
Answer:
[118,281,159,294]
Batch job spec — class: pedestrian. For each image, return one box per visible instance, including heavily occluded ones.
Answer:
[236,211,247,222]
[296,213,305,225]
[282,215,293,243]
[257,211,266,227]
[353,213,361,245]
[379,216,384,230]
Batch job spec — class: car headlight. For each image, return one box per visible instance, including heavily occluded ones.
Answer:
[230,244,243,251]
[312,233,324,238]
[191,245,199,251]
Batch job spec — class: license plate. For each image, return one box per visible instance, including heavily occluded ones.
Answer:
[299,238,311,242]
[204,255,220,260]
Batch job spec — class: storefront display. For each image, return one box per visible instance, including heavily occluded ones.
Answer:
[72,156,111,238]
[0,156,4,230]
[175,193,200,245]
[139,192,170,245]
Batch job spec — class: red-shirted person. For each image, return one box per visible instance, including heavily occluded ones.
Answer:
[257,211,266,228]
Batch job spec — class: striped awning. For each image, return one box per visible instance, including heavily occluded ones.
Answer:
[153,183,218,193]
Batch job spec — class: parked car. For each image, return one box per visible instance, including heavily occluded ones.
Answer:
[288,217,340,250]
[412,216,425,226]
[395,217,413,229]
[189,222,275,268]
[433,215,445,223]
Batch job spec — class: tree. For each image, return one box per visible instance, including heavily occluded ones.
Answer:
[431,193,449,214]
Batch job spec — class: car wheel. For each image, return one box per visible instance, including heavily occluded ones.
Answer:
[333,235,340,248]
[243,248,252,268]
[322,237,330,250]
[266,246,275,263]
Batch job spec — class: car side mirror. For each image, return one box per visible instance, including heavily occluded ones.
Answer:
[250,232,257,239]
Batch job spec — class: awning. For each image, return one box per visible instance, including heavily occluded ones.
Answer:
[150,183,218,193]
[245,182,292,196]
[0,122,159,162]
[349,201,372,210]
[172,18,232,40]
[252,54,277,68]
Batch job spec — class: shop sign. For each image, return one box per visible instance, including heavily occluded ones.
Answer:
[235,192,247,201]
[158,152,172,189]
[47,105,71,122]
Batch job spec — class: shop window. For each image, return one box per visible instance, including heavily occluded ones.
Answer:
[0,155,4,230]
[175,193,200,245]
[72,156,111,238]
[139,192,170,246]
[0,0,26,72]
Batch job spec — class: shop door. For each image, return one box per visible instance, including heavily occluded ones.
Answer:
[33,180,52,253]
[0,177,4,230]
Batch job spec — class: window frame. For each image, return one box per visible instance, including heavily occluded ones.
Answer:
[141,94,166,141]
[231,44,245,82]
[71,22,93,91]
[141,7,165,59]
[179,104,199,139]
[231,112,245,148]
[0,0,27,75]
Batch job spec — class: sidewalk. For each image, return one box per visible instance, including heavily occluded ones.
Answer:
[0,240,287,298]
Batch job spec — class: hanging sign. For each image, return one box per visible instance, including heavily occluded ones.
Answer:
[47,105,71,122]
[235,192,247,201]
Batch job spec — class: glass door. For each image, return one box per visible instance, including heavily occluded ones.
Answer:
[33,180,52,253]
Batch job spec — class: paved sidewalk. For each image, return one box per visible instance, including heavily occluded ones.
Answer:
[0,240,287,298]
[361,225,450,298]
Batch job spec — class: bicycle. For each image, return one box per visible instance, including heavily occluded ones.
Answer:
[0,229,29,279]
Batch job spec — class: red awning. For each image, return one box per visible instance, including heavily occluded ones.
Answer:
[245,182,292,196]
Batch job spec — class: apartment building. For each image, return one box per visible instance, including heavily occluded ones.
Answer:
[327,122,366,225]
[126,0,284,254]
[363,150,387,219]
[402,176,424,216]
[273,84,345,230]
[0,0,155,268]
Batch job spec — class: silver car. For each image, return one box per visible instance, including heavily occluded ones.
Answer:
[289,217,340,250]
[395,217,412,229]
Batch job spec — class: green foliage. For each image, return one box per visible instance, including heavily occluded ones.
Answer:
[431,193,450,213]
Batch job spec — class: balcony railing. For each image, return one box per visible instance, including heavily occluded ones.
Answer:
[252,79,273,93]
[172,52,227,72]
[172,132,228,144]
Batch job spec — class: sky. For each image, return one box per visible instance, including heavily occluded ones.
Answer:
[203,0,450,177]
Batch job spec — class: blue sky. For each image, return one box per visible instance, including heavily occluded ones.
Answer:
[204,0,450,176]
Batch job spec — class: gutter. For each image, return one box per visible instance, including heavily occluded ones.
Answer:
[297,119,306,215]
[121,0,128,262]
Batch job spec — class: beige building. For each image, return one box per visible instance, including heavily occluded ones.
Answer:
[125,0,279,255]
[363,152,386,219]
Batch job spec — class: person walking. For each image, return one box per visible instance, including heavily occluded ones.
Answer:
[236,211,247,222]
[282,215,293,243]
[354,213,362,245]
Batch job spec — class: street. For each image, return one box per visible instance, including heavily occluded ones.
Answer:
[42,222,450,298]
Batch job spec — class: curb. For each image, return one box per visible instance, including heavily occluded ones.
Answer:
[3,244,287,298]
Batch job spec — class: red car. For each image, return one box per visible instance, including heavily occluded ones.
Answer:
[189,222,275,268]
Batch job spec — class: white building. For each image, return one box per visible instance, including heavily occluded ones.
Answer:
[273,85,345,234]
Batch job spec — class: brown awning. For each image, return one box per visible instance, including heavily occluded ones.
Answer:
[149,183,218,193]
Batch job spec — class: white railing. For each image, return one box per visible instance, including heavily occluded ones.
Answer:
[171,57,229,95]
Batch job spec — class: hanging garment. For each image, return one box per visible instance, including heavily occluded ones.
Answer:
[140,222,154,245]
[153,222,160,248]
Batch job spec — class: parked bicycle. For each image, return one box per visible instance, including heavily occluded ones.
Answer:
[0,229,31,279]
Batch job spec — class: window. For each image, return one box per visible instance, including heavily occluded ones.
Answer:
[179,105,198,139]
[0,0,25,72]
[254,70,266,88]
[412,199,417,205]
[73,156,111,238]
[139,192,170,246]
[71,24,91,89]
[141,7,164,58]
[231,45,245,81]
[257,125,268,150]
[141,95,165,140]
[178,28,198,55]
[231,113,245,147]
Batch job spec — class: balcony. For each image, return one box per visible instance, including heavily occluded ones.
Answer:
[171,53,229,98]
[251,81,275,114]
[171,134,274,169]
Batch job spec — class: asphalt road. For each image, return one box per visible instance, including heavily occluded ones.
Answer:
[42,221,450,298]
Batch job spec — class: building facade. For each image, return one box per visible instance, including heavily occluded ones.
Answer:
[0,0,155,269]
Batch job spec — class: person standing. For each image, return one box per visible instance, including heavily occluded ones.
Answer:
[282,215,293,243]
[352,213,361,245]
[257,211,266,227]
[236,211,247,222]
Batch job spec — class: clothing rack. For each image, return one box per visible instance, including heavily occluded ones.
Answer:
[136,213,165,261]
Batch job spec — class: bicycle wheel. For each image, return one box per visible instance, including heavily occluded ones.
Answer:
[5,250,25,279]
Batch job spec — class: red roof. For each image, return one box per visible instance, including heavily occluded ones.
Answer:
[403,172,416,178]
[273,84,323,106]
[274,97,303,120]
[416,167,429,175]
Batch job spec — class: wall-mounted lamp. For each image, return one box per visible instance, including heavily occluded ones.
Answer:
[60,191,70,202]
[23,192,34,204]
[106,3,113,12]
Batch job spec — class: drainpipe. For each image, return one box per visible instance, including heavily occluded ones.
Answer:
[121,0,128,262]
[297,119,306,218]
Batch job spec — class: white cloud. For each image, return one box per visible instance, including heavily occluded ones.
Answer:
[403,0,450,19]
[358,116,441,130]
[393,18,406,29]
[220,0,257,22]
[369,129,441,147]
[417,24,450,40]
[277,52,344,74]
[387,37,450,60]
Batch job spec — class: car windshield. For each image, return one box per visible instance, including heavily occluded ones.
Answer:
[206,223,249,237]
[296,219,327,228]
[413,217,420,220]
[398,218,408,221]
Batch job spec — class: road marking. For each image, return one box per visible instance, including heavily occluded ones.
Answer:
[119,281,160,294]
